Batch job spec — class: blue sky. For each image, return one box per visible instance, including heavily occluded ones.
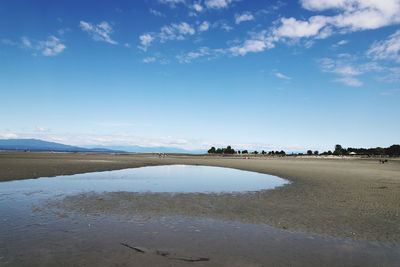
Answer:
[1,0,399,152]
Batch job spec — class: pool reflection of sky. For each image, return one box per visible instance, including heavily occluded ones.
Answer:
[0,165,289,195]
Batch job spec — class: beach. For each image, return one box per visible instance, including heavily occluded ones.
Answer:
[1,151,399,243]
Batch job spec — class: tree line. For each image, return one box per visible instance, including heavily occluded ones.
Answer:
[321,144,400,157]
[207,144,400,157]
[207,146,286,155]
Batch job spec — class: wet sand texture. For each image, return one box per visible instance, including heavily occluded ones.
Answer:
[0,152,399,242]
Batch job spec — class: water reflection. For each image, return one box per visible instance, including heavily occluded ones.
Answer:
[0,165,289,195]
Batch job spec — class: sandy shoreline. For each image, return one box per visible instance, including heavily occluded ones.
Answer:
[1,152,399,243]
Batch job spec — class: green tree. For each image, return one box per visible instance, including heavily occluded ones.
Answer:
[314,150,319,155]
[208,147,216,153]
[307,150,313,155]
[334,144,342,155]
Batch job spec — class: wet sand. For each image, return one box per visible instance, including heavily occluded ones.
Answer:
[1,152,399,243]
[1,152,400,266]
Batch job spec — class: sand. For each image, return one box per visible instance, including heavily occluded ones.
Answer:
[0,152,399,243]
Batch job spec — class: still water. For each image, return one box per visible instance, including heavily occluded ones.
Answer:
[0,165,399,266]
[0,165,289,195]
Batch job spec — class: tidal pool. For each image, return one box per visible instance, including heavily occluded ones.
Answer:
[0,165,289,196]
[1,165,399,266]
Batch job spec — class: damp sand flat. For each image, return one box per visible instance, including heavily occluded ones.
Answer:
[1,165,399,266]
[0,152,399,242]
[0,152,399,266]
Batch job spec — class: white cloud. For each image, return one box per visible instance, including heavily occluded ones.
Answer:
[193,3,203,12]
[205,0,233,9]
[138,34,155,51]
[271,0,400,46]
[22,37,31,48]
[367,30,400,63]
[142,57,156,63]
[230,40,267,56]
[159,22,195,42]
[149,8,165,17]
[0,133,18,139]
[79,21,118,45]
[335,76,362,87]
[275,72,292,80]
[177,47,210,63]
[273,16,328,39]
[221,23,233,32]
[198,21,210,32]
[138,22,196,51]
[377,67,400,83]
[39,36,66,56]
[235,12,254,24]
[332,39,349,48]
[318,56,368,86]
[229,31,274,56]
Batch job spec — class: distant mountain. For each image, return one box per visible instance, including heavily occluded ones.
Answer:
[85,145,206,154]
[0,139,122,153]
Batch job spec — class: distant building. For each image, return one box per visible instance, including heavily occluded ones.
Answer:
[349,152,356,156]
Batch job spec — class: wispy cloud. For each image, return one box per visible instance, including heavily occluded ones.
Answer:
[142,57,156,63]
[177,47,211,63]
[367,30,400,63]
[275,72,292,80]
[193,3,203,12]
[79,21,118,45]
[21,37,31,48]
[318,57,363,86]
[334,76,362,87]
[138,34,155,51]
[39,36,66,56]
[205,0,234,9]
[198,21,210,32]
[235,12,254,24]
[149,8,165,17]
[139,22,196,51]
[332,39,348,47]
[158,0,186,8]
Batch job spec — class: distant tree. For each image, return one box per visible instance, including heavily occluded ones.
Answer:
[386,145,400,157]
[208,147,216,153]
[327,150,332,155]
[280,150,286,155]
[225,145,235,154]
[252,151,259,154]
[261,150,266,155]
[242,150,248,154]
[307,150,313,155]
[334,144,342,155]
[237,150,241,154]
[216,148,223,154]
[314,150,319,155]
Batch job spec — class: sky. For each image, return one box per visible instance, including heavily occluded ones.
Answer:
[0,0,399,152]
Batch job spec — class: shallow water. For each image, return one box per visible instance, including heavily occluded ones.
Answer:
[0,165,399,266]
[0,165,289,195]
